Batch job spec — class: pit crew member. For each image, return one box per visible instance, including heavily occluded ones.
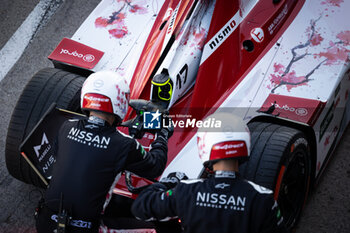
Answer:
[35,70,172,233]
[131,112,285,233]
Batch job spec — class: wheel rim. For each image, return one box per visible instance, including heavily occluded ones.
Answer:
[278,149,309,228]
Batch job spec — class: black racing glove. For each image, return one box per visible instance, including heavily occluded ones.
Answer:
[161,115,174,139]
[159,172,188,189]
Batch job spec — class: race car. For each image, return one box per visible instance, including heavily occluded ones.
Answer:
[5,0,350,230]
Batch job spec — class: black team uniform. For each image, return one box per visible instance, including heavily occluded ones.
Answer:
[132,171,284,233]
[36,116,168,233]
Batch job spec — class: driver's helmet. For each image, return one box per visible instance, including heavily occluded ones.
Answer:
[197,112,251,167]
[80,70,130,121]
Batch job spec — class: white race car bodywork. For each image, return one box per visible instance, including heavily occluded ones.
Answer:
[52,0,350,181]
[164,0,350,179]
[72,0,165,80]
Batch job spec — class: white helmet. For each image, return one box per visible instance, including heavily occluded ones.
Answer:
[197,112,251,167]
[81,70,130,120]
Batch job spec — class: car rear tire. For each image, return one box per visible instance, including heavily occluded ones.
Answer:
[5,68,85,187]
[240,122,311,229]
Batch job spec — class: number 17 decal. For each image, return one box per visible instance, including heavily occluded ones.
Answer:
[176,64,188,89]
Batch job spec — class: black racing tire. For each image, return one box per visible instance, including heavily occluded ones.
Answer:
[240,122,311,229]
[5,68,85,187]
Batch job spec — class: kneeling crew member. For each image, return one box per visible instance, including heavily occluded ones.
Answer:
[36,70,172,233]
[132,112,285,233]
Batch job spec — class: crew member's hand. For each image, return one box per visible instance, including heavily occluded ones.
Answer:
[159,172,188,189]
[159,115,173,139]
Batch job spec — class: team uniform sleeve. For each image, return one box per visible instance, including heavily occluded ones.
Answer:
[124,134,168,179]
[251,194,286,233]
[131,183,178,221]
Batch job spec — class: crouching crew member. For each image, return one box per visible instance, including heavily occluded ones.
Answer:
[132,112,285,233]
[36,71,172,233]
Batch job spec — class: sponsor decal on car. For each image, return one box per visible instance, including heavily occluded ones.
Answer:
[163,7,174,21]
[167,4,178,35]
[48,38,104,69]
[59,49,95,63]
[268,4,288,35]
[200,0,258,64]
[83,54,95,62]
[274,103,308,116]
[200,11,241,64]
[259,94,325,125]
[250,27,264,43]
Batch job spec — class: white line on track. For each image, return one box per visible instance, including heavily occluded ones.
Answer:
[0,0,62,83]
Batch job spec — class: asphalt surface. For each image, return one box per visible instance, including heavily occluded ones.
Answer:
[0,0,349,232]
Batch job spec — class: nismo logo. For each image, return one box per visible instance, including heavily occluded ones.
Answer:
[208,19,237,50]
[200,0,259,64]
